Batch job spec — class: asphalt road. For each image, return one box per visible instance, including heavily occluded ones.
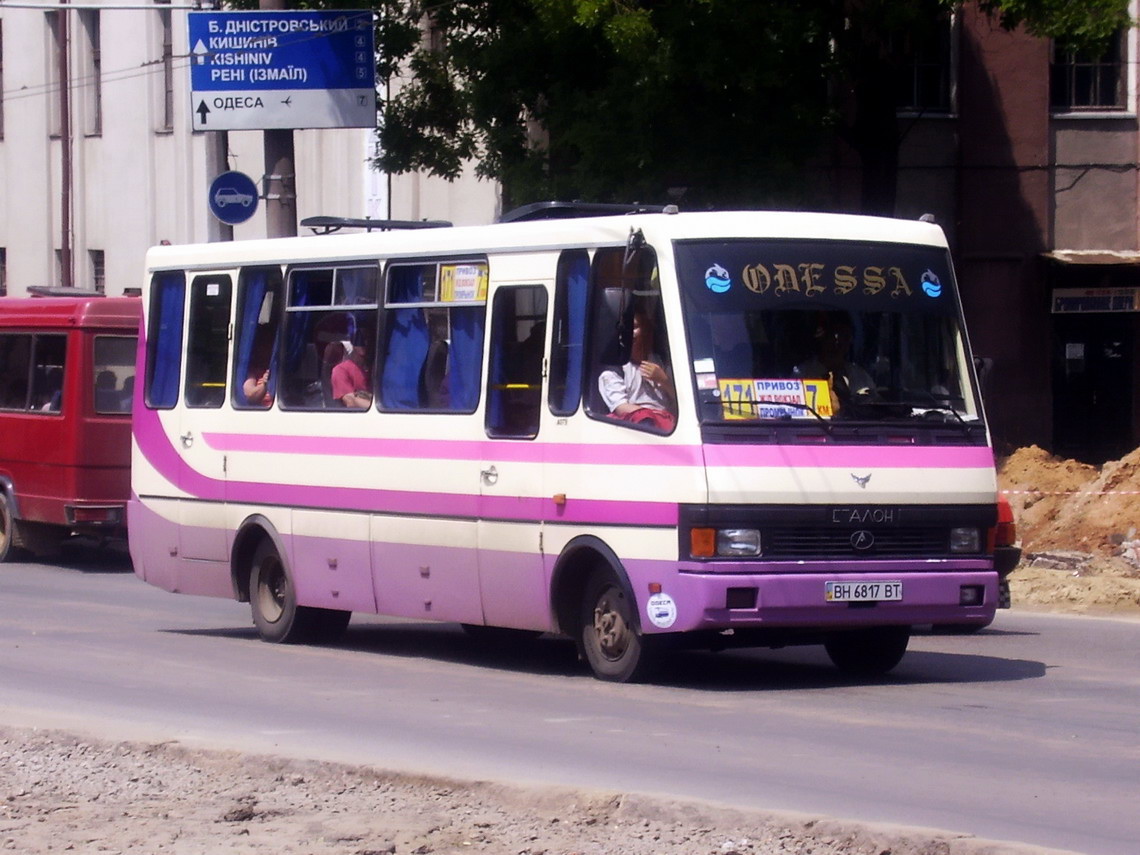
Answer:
[1,546,1137,855]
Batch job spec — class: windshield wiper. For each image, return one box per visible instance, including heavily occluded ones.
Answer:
[897,390,973,430]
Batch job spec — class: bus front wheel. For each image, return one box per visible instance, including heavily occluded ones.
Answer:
[824,626,910,676]
[249,539,350,644]
[579,569,657,683]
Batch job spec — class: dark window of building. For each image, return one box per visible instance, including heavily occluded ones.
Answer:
[1,20,6,140]
[46,11,63,137]
[80,9,102,136]
[157,2,174,131]
[895,13,954,114]
[1051,31,1127,111]
[0,248,6,297]
[89,249,105,293]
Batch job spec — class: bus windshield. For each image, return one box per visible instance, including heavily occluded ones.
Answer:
[675,238,982,426]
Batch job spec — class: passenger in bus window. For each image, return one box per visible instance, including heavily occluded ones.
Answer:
[243,367,272,407]
[598,307,676,430]
[119,376,135,411]
[241,327,276,408]
[331,340,372,408]
[95,370,119,412]
[40,367,64,412]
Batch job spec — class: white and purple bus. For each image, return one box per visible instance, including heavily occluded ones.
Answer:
[130,205,1002,681]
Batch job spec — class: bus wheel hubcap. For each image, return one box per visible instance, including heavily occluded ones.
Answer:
[593,589,630,661]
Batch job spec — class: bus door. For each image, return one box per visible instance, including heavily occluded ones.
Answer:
[478,284,549,629]
[176,273,233,563]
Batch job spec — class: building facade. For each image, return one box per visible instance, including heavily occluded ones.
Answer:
[886,3,1140,463]
[0,1,498,299]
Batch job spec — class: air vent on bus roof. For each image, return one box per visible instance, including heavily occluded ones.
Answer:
[300,216,453,235]
[499,201,675,223]
[28,286,105,298]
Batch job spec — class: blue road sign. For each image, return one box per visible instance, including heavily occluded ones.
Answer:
[209,171,259,225]
[189,10,376,131]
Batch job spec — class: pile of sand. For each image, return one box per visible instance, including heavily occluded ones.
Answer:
[998,445,1140,614]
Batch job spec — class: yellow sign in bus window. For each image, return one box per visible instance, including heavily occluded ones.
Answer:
[717,378,835,420]
[440,264,488,302]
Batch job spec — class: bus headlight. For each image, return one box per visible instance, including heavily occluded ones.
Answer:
[949,527,982,553]
[689,527,762,558]
[716,529,762,557]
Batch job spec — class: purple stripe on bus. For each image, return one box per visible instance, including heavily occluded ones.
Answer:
[201,431,703,467]
[133,406,679,525]
[200,431,993,470]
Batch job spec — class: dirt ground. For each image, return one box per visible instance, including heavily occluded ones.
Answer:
[999,444,1140,615]
[0,725,1080,855]
[4,447,1136,855]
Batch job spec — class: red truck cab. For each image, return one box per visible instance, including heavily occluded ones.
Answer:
[0,294,140,559]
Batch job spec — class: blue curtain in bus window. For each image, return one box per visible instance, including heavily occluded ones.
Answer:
[449,307,484,411]
[236,270,270,403]
[381,309,428,408]
[284,272,317,381]
[147,271,185,408]
[560,254,588,413]
[381,267,429,409]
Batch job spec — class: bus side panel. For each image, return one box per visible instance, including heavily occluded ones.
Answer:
[0,411,75,526]
[290,509,377,613]
[370,516,484,625]
[73,412,132,507]
[128,496,232,598]
[477,538,554,632]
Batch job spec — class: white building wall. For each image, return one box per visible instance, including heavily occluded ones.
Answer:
[0,2,498,297]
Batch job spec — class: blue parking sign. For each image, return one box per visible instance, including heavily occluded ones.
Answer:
[209,171,259,225]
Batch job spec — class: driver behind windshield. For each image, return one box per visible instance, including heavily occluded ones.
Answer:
[793,312,875,412]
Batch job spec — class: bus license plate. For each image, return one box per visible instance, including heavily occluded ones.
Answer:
[825,581,903,602]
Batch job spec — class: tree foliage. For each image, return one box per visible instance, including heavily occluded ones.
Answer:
[276,0,1131,211]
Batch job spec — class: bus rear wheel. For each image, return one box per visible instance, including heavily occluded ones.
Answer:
[824,626,910,676]
[579,569,657,683]
[249,539,350,644]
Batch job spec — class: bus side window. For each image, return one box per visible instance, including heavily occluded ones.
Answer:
[145,271,186,410]
[185,275,233,409]
[233,267,283,409]
[0,334,31,410]
[379,261,487,413]
[548,250,588,417]
[94,335,138,414]
[279,265,379,410]
[586,247,676,432]
[486,285,547,439]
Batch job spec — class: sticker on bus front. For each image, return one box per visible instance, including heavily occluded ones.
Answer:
[646,593,678,628]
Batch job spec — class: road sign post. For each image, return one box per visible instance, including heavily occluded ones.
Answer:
[189,10,376,131]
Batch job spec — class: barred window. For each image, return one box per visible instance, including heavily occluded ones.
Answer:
[1051,32,1127,112]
